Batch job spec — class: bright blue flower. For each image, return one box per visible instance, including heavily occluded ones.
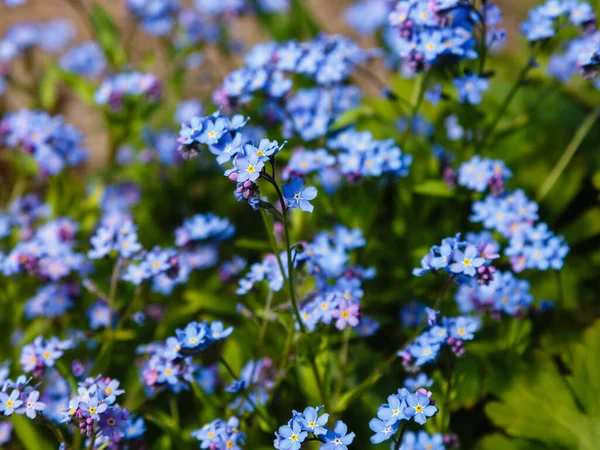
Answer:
[278,420,307,450]
[297,406,329,436]
[449,245,485,276]
[377,393,407,425]
[282,178,318,213]
[369,417,398,444]
[0,390,22,416]
[234,152,264,182]
[321,420,355,450]
[404,394,438,425]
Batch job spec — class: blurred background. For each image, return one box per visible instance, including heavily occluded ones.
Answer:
[0,0,536,167]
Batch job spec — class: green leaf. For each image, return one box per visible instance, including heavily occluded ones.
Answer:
[57,69,97,105]
[477,434,546,450]
[561,207,600,245]
[235,238,272,251]
[330,105,376,130]
[90,5,127,68]
[570,320,600,417]
[412,180,454,197]
[485,320,600,449]
[39,65,59,111]
[12,415,53,450]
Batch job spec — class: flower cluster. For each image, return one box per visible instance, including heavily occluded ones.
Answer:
[94,72,161,110]
[521,0,595,42]
[282,85,362,142]
[455,270,534,317]
[227,358,276,413]
[88,214,142,260]
[20,336,73,376]
[61,375,136,443]
[386,0,505,73]
[413,234,498,284]
[175,213,236,246]
[397,430,447,450]
[0,110,88,175]
[0,376,45,419]
[274,406,355,450]
[470,190,569,272]
[282,128,412,189]
[217,35,374,103]
[2,216,87,280]
[369,387,439,444]
[25,283,79,319]
[126,0,181,36]
[192,416,245,450]
[137,320,232,394]
[59,41,107,79]
[399,315,480,366]
[457,156,512,195]
[177,110,249,161]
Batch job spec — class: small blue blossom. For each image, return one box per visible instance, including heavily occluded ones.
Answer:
[282,178,318,213]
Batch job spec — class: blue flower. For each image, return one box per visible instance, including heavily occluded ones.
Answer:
[404,394,438,425]
[282,178,318,213]
[453,75,489,105]
[208,321,234,341]
[234,152,264,182]
[450,317,479,340]
[18,390,45,419]
[449,245,485,277]
[403,374,433,391]
[298,406,329,436]
[369,417,398,444]
[80,397,107,421]
[0,390,23,416]
[277,420,307,450]
[177,322,207,349]
[377,393,407,426]
[321,420,355,450]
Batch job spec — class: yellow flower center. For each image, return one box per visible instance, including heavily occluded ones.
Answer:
[247,165,255,173]
[208,131,216,138]
[458,328,466,335]
[341,311,350,319]
[463,258,472,266]
[290,433,298,442]
[6,400,13,408]
[415,405,424,413]
[89,407,97,414]
[105,388,112,394]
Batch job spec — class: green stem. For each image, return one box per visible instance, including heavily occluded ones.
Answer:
[169,396,180,428]
[87,429,97,450]
[333,327,351,405]
[107,258,122,330]
[37,415,70,449]
[262,170,329,410]
[536,108,598,202]
[478,58,536,151]
[401,72,429,146]
[441,360,456,432]
[394,422,409,450]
